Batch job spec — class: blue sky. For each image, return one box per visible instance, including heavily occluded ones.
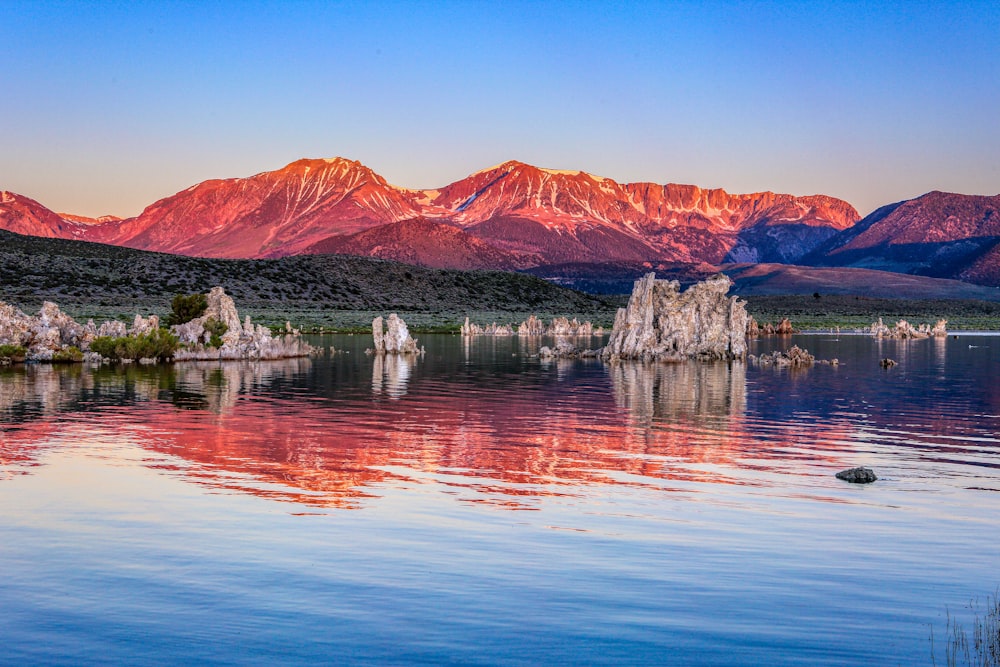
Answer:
[2,1,998,217]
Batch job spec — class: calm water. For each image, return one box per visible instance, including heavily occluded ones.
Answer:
[1,333,998,665]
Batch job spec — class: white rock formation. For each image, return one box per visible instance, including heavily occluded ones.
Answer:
[170,287,313,361]
[371,313,421,355]
[601,273,749,362]
[1,300,111,361]
[462,314,603,337]
[1,287,312,363]
[518,315,546,336]
[461,318,514,336]
[862,317,948,339]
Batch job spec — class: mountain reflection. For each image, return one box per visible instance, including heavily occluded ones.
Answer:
[1,346,861,508]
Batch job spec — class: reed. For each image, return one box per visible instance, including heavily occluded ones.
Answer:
[933,590,1000,667]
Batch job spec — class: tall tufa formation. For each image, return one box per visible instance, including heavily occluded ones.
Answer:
[371,314,421,355]
[601,273,749,362]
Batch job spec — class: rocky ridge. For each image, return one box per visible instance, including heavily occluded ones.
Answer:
[1,158,859,269]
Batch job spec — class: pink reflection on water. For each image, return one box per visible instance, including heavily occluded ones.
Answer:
[1,358,858,509]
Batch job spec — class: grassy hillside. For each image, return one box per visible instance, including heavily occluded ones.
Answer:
[0,230,616,330]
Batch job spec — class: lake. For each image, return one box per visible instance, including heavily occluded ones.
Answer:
[1,333,998,665]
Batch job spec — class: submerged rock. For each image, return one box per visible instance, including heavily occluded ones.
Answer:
[879,357,897,368]
[749,345,824,368]
[537,340,601,359]
[836,467,878,484]
[601,273,748,362]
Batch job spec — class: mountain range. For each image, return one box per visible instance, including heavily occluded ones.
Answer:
[2,157,999,290]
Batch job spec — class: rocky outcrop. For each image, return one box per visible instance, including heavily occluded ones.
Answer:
[518,315,546,336]
[370,314,421,355]
[171,287,313,361]
[749,345,830,368]
[748,317,796,337]
[462,314,603,337]
[0,300,97,361]
[601,273,749,362]
[862,317,948,339]
[461,318,514,336]
[836,467,878,484]
[0,287,313,363]
[537,341,601,359]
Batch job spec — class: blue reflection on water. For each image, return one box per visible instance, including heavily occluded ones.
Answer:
[0,333,998,665]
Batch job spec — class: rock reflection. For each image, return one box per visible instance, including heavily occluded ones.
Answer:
[170,358,313,413]
[371,353,414,398]
[609,360,746,428]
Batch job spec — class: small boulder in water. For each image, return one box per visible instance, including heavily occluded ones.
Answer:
[836,467,878,484]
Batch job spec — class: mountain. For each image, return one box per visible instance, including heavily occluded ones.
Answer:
[0,158,860,268]
[93,157,422,258]
[59,213,123,225]
[0,190,87,239]
[299,217,537,270]
[9,160,1000,291]
[423,160,858,265]
[812,191,1000,286]
[721,263,1000,300]
[0,227,611,320]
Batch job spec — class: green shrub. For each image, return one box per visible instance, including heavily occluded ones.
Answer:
[165,292,208,326]
[203,317,228,348]
[51,346,84,363]
[90,329,179,362]
[0,344,27,362]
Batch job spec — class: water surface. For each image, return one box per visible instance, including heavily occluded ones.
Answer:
[1,333,998,665]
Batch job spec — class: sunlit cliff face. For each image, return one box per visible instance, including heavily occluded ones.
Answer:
[0,356,866,510]
[0,158,860,267]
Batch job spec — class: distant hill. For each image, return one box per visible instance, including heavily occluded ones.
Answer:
[809,191,1000,286]
[0,229,612,323]
[527,260,1000,301]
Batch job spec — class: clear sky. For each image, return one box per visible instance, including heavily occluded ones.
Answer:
[2,1,998,218]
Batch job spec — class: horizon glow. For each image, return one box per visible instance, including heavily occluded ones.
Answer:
[2,1,998,218]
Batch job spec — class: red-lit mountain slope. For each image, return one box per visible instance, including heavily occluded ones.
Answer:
[2,157,861,267]
[420,160,859,264]
[0,191,86,239]
[812,191,1000,286]
[299,217,538,270]
[92,157,422,258]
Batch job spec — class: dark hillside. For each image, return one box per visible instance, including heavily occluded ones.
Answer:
[0,229,613,326]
